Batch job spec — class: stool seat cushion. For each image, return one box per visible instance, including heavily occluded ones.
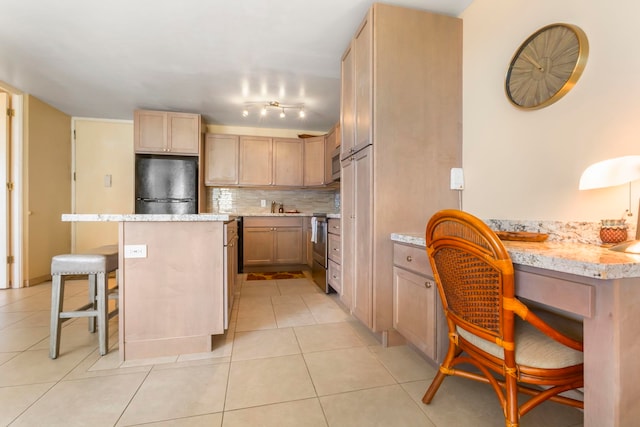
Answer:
[51,253,117,275]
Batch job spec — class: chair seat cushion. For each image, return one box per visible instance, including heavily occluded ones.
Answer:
[457,309,583,369]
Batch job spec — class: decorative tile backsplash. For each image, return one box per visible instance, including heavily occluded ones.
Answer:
[487,219,638,246]
[205,187,339,214]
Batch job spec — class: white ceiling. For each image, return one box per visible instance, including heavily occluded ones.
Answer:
[0,0,472,132]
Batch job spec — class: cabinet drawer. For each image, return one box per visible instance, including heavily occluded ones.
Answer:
[244,216,303,228]
[328,233,341,263]
[328,259,341,294]
[393,243,432,277]
[393,266,437,360]
[328,218,341,236]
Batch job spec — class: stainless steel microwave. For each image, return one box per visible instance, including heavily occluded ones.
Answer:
[331,147,341,181]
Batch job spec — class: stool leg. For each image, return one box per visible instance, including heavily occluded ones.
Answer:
[96,271,108,356]
[88,273,97,333]
[49,274,64,359]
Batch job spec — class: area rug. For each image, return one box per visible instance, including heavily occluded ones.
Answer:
[246,271,306,280]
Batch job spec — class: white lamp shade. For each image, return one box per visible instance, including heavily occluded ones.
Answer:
[579,155,640,190]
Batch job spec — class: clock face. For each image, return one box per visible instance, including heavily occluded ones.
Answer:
[506,24,589,109]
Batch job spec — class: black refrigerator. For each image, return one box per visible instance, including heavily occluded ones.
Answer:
[135,154,198,214]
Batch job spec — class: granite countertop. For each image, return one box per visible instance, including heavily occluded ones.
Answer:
[391,232,640,280]
[62,214,235,222]
[62,212,341,221]
[234,212,341,218]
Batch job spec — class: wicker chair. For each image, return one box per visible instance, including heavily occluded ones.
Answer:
[422,210,583,427]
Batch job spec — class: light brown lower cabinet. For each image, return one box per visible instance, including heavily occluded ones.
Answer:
[392,242,439,361]
[119,221,227,361]
[243,217,303,266]
[327,218,341,293]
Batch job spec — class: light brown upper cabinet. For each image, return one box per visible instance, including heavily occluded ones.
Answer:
[204,134,239,185]
[325,123,339,183]
[340,15,372,162]
[134,110,202,155]
[341,43,355,160]
[273,138,303,186]
[205,133,332,188]
[339,4,462,336]
[239,136,272,185]
[303,136,326,186]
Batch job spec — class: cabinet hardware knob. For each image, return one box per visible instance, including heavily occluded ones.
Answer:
[425,281,432,288]
[406,255,412,262]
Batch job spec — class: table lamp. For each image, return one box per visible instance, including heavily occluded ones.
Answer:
[579,155,640,253]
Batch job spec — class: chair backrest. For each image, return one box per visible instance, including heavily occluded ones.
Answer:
[426,209,515,345]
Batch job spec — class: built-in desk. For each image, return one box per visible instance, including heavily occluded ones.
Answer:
[391,232,640,427]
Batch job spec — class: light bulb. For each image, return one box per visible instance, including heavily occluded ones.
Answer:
[261,106,267,116]
[280,109,286,118]
[298,109,305,118]
[242,109,249,117]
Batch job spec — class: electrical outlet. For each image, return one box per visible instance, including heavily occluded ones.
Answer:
[124,244,147,258]
[450,168,464,190]
[261,199,266,207]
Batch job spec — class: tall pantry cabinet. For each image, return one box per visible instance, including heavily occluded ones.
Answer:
[340,4,462,339]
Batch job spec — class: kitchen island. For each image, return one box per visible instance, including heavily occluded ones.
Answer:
[62,214,236,361]
[391,232,640,427]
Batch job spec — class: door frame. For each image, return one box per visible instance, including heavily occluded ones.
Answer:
[0,81,24,288]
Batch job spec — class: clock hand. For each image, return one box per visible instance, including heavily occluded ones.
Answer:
[521,52,544,71]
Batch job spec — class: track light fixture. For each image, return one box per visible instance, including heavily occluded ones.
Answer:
[242,101,306,119]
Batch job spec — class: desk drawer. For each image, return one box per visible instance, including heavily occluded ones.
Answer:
[393,243,432,277]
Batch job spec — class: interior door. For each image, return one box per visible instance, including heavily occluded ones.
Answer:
[0,92,10,288]
[74,119,134,252]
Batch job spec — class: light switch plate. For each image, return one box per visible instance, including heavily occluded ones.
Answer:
[124,244,147,258]
[450,168,464,190]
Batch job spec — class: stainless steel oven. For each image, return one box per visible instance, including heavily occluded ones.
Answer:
[311,214,329,292]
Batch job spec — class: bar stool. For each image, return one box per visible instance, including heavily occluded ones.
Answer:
[49,245,119,359]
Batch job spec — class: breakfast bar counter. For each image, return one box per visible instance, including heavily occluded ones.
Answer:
[63,214,237,362]
[391,232,640,427]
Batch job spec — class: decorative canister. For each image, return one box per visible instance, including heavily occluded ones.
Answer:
[600,219,628,244]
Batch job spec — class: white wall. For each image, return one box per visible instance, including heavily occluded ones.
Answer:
[461,0,640,221]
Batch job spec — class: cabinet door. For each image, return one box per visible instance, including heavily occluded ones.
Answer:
[167,112,201,155]
[274,227,303,264]
[239,136,272,185]
[134,110,167,153]
[354,12,372,151]
[340,157,354,310]
[328,259,342,294]
[393,267,436,359]
[205,134,239,185]
[273,138,303,186]
[328,233,341,264]
[341,42,355,159]
[325,127,335,184]
[243,227,274,265]
[303,136,325,186]
[352,147,373,328]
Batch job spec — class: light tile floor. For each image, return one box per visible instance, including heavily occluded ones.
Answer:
[0,274,584,426]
